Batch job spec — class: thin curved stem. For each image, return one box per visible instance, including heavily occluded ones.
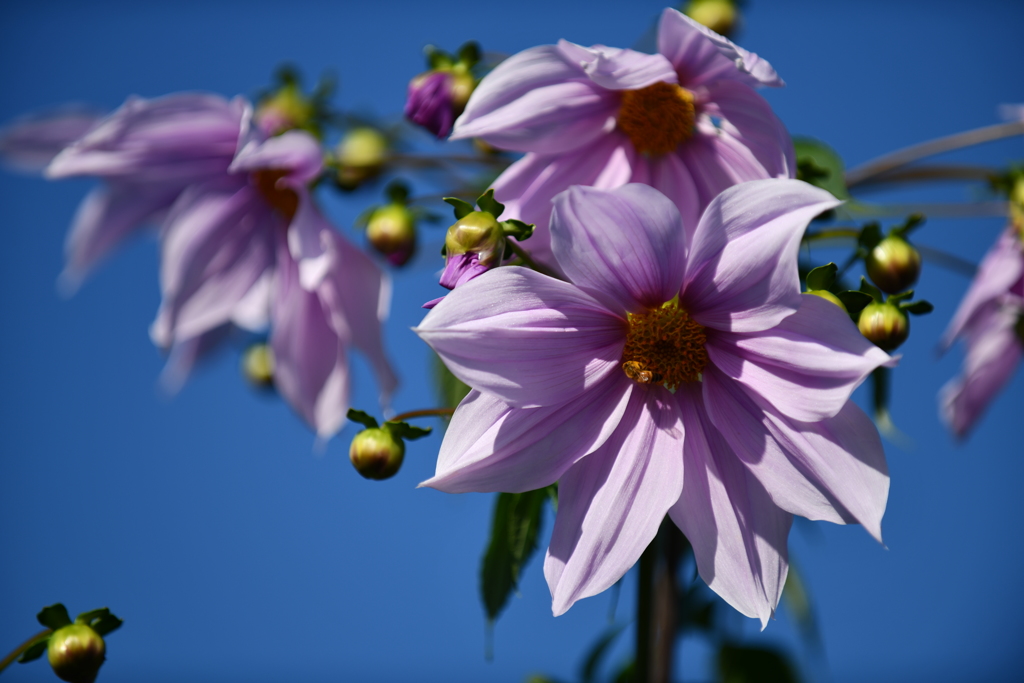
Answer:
[852,164,997,189]
[845,201,1009,219]
[803,227,861,243]
[0,629,51,675]
[389,408,455,422]
[846,121,1024,187]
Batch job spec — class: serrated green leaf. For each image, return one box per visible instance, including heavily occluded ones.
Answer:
[793,137,849,200]
[444,197,475,220]
[579,623,626,683]
[384,421,432,441]
[476,188,505,219]
[858,221,883,250]
[805,262,837,291]
[17,638,49,663]
[346,409,379,429]
[37,604,72,630]
[500,219,534,242]
[480,487,550,622]
[457,41,481,67]
[434,354,471,411]
[859,277,883,302]
[836,290,873,318]
[887,289,915,304]
[900,299,934,315]
[717,643,799,683]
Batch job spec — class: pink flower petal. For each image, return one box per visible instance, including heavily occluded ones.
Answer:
[421,373,632,494]
[682,179,841,333]
[555,40,678,90]
[415,267,625,408]
[0,107,102,173]
[550,184,687,313]
[229,129,323,185]
[544,386,683,615]
[701,80,794,180]
[285,192,333,290]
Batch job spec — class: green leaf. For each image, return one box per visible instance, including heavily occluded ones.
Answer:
[443,197,475,220]
[434,354,471,411]
[476,188,505,219]
[385,181,410,204]
[500,219,534,242]
[886,289,915,304]
[859,276,883,302]
[579,623,626,683]
[480,487,550,622]
[346,409,379,429]
[805,262,837,291]
[384,421,432,441]
[424,45,453,70]
[858,221,883,251]
[17,637,49,663]
[717,643,800,683]
[76,608,123,636]
[457,41,481,67]
[793,137,849,200]
[891,212,925,237]
[37,604,72,630]
[900,299,934,315]
[836,290,873,318]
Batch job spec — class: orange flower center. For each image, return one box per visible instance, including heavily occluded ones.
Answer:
[252,170,299,220]
[621,301,708,389]
[617,82,696,156]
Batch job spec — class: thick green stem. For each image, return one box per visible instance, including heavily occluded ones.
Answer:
[0,629,51,675]
[389,408,455,422]
[636,537,654,683]
[636,519,679,683]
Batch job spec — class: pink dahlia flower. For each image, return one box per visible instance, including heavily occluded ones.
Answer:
[939,228,1024,437]
[416,181,893,624]
[151,112,397,439]
[450,7,793,266]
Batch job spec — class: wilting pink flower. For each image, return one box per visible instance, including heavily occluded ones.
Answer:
[44,93,247,291]
[450,7,793,266]
[151,113,397,439]
[940,228,1024,437]
[416,181,892,624]
[0,107,103,172]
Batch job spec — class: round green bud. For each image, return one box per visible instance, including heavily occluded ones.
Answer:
[335,128,389,190]
[684,0,739,37]
[865,234,921,294]
[858,301,910,351]
[241,343,275,388]
[805,289,847,312]
[367,204,417,266]
[47,624,105,683]
[448,67,476,114]
[1010,176,1024,234]
[349,428,405,480]
[255,84,315,137]
[445,211,504,265]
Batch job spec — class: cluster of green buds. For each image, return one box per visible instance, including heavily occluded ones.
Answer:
[332,127,390,191]
[12,604,122,683]
[253,66,335,138]
[683,0,740,37]
[346,409,432,480]
[356,182,420,266]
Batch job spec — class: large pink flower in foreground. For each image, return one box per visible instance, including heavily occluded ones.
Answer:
[417,181,892,623]
[939,228,1024,437]
[451,7,793,266]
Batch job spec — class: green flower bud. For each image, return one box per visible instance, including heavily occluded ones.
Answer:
[255,82,316,137]
[367,204,417,266]
[349,428,405,480]
[335,127,389,191]
[684,0,739,37]
[47,624,105,683]
[865,234,921,294]
[805,289,847,312]
[445,211,504,266]
[241,343,275,388]
[858,301,910,351]
[448,66,476,114]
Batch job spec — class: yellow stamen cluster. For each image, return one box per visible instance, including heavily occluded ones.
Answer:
[253,169,300,220]
[621,302,708,389]
[618,82,696,156]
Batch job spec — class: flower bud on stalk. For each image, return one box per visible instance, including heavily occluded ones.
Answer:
[858,301,910,351]
[349,428,405,480]
[684,0,739,37]
[805,289,847,311]
[405,42,480,138]
[865,234,921,294]
[254,82,315,137]
[367,204,417,266]
[441,211,504,289]
[334,127,389,191]
[47,624,105,683]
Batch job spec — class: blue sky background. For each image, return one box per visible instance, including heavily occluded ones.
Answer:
[1,1,1022,682]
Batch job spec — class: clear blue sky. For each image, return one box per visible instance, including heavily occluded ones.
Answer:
[1,1,1022,681]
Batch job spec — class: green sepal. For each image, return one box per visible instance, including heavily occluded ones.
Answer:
[384,421,432,441]
[353,205,378,229]
[499,219,534,242]
[579,623,626,683]
[424,45,454,70]
[480,486,551,623]
[887,289,915,304]
[890,212,925,237]
[717,643,799,683]
[443,197,475,220]
[900,299,934,315]
[457,41,481,68]
[475,188,505,219]
[805,262,837,291]
[346,408,379,429]
[858,221,883,251]
[793,137,849,200]
[37,603,72,630]
[17,636,50,663]
[836,291,873,319]
[76,607,123,637]
[859,276,883,302]
[385,180,410,205]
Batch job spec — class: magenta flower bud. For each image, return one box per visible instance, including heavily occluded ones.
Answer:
[47,624,106,683]
[366,204,417,267]
[865,234,921,294]
[858,301,910,351]
[438,210,504,290]
[349,427,405,480]
[404,69,475,139]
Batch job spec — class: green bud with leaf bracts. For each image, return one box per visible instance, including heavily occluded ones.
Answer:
[335,127,389,191]
[684,0,739,37]
[858,301,910,351]
[446,211,504,265]
[865,234,921,294]
[805,289,847,312]
[47,624,105,683]
[367,204,417,267]
[255,82,316,137]
[349,428,405,480]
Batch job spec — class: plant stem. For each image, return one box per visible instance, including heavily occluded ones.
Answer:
[846,121,1024,187]
[505,241,563,279]
[851,164,997,188]
[636,537,654,683]
[0,629,51,674]
[389,408,455,422]
[845,201,1009,219]
[636,519,679,683]
[803,227,861,244]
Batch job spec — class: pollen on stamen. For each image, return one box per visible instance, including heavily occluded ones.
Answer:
[617,82,696,156]
[621,302,708,389]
